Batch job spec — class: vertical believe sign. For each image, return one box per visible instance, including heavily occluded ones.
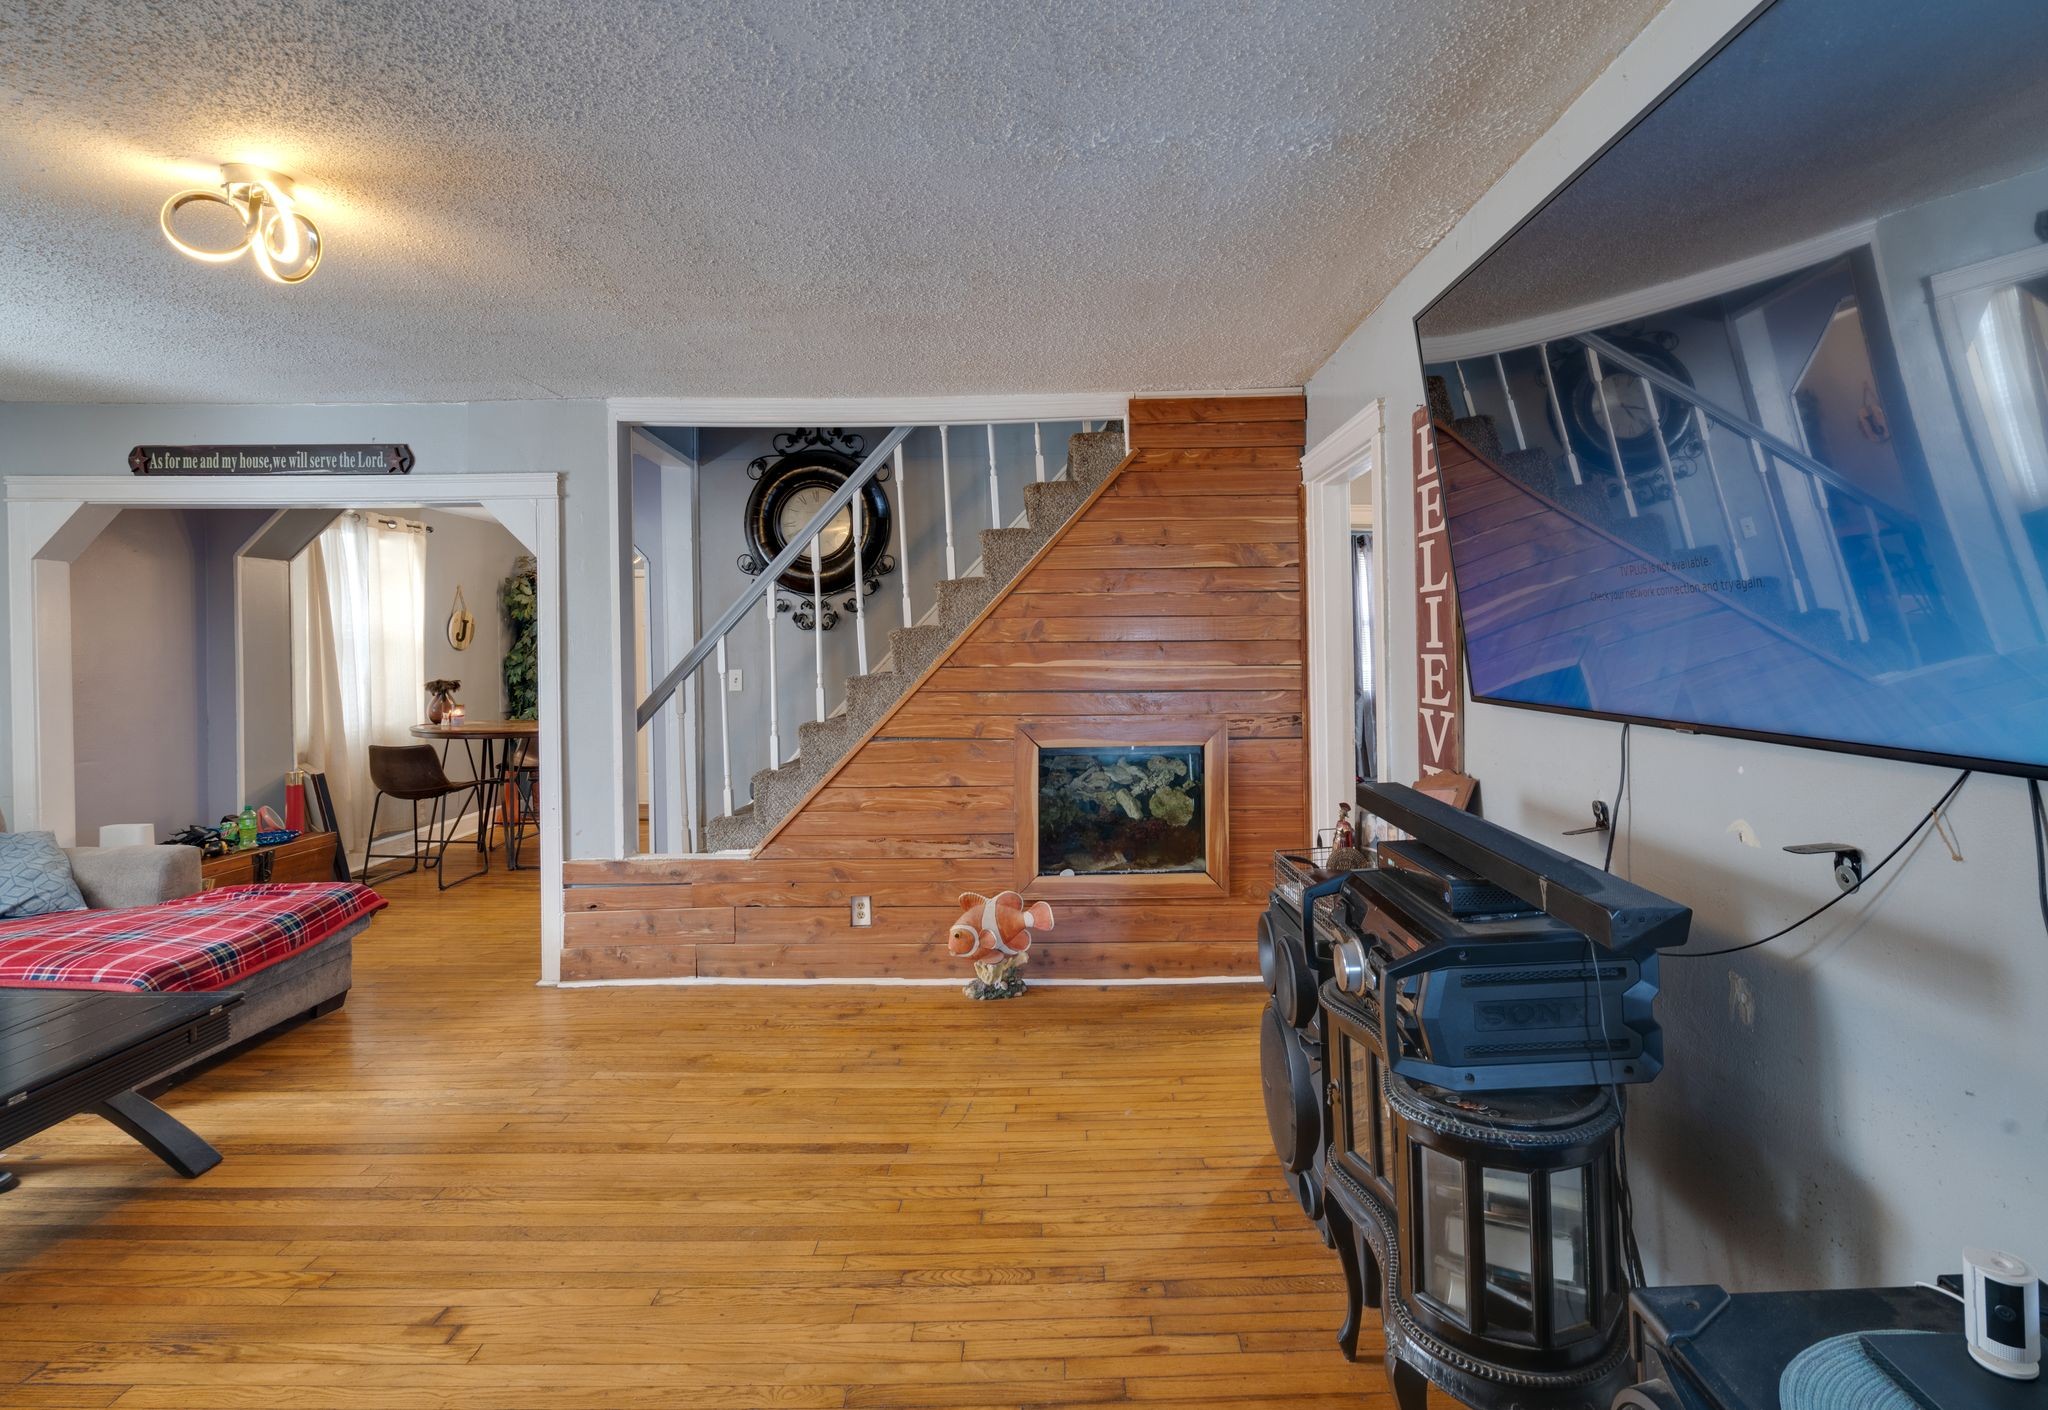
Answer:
[1413,407,1463,775]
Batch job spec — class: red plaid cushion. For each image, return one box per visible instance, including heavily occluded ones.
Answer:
[0,883,385,993]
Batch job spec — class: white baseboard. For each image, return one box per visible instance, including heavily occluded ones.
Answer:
[360,806,487,875]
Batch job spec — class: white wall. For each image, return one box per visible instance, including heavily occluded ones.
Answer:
[0,398,617,857]
[631,433,695,853]
[1307,0,2045,1289]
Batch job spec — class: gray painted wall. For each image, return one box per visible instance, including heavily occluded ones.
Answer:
[1307,0,2043,1289]
[195,508,291,820]
[68,508,205,840]
[400,508,527,724]
[0,398,618,857]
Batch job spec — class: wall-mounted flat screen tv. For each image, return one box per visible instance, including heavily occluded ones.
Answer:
[1416,0,2048,776]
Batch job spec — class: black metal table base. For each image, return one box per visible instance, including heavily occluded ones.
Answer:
[0,1094,223,1192]
[94,1090,223,1179]
[2,989,240,1192]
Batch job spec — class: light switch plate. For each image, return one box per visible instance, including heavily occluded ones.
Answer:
[726,669,743,692]
[850,896,872,927]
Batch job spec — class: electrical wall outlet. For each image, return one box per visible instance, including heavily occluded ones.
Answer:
[849,896,872,927]
[1728,972,1756,1030]
[726,669,743,692]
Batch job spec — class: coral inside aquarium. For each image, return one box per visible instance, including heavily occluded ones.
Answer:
[1035,745,1206,877]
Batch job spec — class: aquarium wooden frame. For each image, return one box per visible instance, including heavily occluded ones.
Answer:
[1014,717,1231,900]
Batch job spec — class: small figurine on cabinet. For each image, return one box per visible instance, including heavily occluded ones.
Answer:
[1326,801,1366,871]
[947,891,1054,1000]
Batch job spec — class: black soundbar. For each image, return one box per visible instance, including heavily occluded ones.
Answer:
[1357,781,1692,956]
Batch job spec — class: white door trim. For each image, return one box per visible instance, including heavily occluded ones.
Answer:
[605,393,1130,428]
[1301,400,1387,834]
[4,472,568,984]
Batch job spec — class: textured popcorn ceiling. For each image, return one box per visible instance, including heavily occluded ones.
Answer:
[0,0,1661,404]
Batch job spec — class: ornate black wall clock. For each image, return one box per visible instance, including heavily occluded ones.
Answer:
[1544,329,1701,496]
[738,428,897,631]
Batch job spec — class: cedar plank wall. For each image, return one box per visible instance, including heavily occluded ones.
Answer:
[563,396,1310,980]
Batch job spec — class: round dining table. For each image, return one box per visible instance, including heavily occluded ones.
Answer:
[409,719,539,865]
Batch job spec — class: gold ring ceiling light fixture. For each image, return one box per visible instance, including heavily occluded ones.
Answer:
[160,163,322,284]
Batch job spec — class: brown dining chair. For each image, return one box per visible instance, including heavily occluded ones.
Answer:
[361,744,491,889]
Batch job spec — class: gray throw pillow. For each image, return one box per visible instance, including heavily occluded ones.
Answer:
[0,831,88,919]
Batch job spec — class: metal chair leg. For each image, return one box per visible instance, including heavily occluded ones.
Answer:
[359,793,380,880]
[434,783,491,891]
[360,792,435,883]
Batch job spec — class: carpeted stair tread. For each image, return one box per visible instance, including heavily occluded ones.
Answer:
[1424,375,1455,426]
[1451,414,1502,463]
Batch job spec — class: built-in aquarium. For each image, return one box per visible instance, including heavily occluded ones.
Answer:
[1035,745,1206,877]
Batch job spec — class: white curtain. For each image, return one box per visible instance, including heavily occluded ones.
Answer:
[1964,283,2048,513]
[293,513,427,858]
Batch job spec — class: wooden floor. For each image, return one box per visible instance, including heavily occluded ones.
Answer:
[0,858,1437,1408]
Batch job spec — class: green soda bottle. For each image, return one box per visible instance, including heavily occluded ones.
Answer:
[238,805,259,849]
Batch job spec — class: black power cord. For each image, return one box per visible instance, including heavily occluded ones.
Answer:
[1602,724,1631,873]
[1673,769,1972,961]
[1587,726,1644,1286]
[2031,779,2048,941]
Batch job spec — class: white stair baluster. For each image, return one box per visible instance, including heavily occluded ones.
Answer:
[1494,353,1527,450]
[1693,407,1750,581]
[852,488,869,675]
[1640,374,1695,548]
[1539,341,1586,486]
[986,424,1002,531]
[1586,345,1641,518]
[810,538,827,723]
[1863,503,1912,657]
[894,444,913,630]
[1750,440,1810,613]
[939,426,957,579]
[680,686,700,853]
[1033,422,1045,482]
[713,636,734,818]
[763,590,780,768]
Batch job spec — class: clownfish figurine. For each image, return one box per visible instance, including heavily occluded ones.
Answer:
[948,891,1053,961]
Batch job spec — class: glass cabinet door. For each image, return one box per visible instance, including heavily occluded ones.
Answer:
[1480,1168,1535,1336]
[1549,1165,1593,1335]
[1345,1038,1373,1169]
[1419,1147,1468,1321]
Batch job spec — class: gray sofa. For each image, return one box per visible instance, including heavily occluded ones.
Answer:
[63,844,364,1079]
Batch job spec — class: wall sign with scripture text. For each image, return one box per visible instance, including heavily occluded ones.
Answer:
[128,444,415,475]
[1413,407,1463,775]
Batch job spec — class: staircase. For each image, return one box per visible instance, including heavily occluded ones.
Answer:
[1424,334,1952,674]
[577,394,1307,983]
[680,426,1130,854]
